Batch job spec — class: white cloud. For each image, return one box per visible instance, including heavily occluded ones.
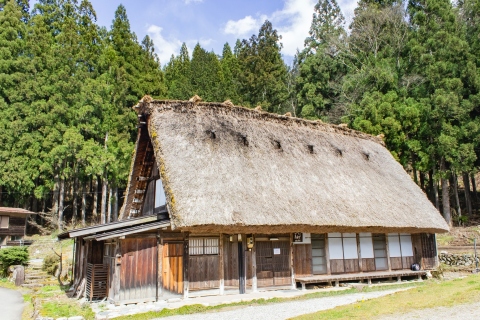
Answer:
[184,0,203,4]
[146,25,182,65]
[224,15,260,36]
[221,0,358,58]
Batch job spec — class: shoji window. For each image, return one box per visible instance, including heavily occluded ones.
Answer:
[388,233,413,257]
[359,233,374,259]
[189,238,219,255]
[328,233,358,259]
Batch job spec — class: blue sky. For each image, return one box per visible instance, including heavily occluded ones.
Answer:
[31,0,359,66]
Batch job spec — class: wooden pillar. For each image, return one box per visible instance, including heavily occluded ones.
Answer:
[219,233,225,295]
[183,233,189,299]
[114,239,121,304]
[290,233,296,289]
[251,235,257,292]
[156,232,162,300]
[238,234,246,294]
[385,233,392,271]
[325,234,331,275]
[357,234,363,272]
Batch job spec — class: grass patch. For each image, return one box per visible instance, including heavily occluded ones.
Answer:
[293,274,480,320]
[39,300,95,319]
[436,234,454,246]
[114,281,423,320]
[0,277,16,289]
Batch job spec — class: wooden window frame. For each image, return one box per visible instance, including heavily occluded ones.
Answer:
[188,237,219,256]
[0,216,9,229]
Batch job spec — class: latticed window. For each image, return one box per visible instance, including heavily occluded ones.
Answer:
[189,238,219,255]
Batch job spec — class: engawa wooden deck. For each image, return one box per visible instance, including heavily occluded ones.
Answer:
[295,270,426,290]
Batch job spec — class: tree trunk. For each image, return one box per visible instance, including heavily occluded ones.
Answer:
[52,169,60,216]
[58,178,65,231]
[113,186,118,222]
[81,181,87,226]
[452,173,461,218]
[413,167,418,185]
[471,173,478,211]
[432,168,440,210]
[463,173,472,216]
[72,176,78,226]
[420,171,425,191]
[92,177,98,222]
[100,175,107,224]
[0,185,2,204]
[440,158,451,226]
[107,187,112,223]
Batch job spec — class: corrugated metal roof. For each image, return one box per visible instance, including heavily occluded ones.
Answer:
[84,220,170,241]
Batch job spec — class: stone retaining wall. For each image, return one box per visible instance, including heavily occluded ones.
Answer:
[439,252,479,267]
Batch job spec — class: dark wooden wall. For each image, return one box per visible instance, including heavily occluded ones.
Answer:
[188,255,220,290]
[0,217,25,236]
[120,237,157,302]
[293,244,312,276]
[223,239,239,287]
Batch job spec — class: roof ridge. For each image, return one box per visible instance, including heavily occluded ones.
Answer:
[133,97,385,146]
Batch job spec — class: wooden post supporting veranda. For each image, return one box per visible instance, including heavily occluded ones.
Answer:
[251,235,257,292]
[183,233,189,299]
[238,234,246,294]
[219,233,225,295]
[290,233,296,290]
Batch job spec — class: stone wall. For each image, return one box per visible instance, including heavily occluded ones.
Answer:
[439,252,479,267]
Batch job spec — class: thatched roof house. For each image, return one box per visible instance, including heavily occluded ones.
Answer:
[120,98,448,234]
[62,98,448,304]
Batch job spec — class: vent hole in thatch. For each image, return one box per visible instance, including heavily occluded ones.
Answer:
[363,152,370,160]
[334,148,343,157]
[273,140,282,150]
[307,145,314,154]
[206,130,216,139]
[240,135,249,147]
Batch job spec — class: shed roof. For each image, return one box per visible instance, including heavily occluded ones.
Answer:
[0,207,36,215]
[119,98,449,234]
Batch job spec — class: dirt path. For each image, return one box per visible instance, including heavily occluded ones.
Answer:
[379,302,480,320]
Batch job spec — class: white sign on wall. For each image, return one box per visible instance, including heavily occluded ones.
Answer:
[273,248,281,255]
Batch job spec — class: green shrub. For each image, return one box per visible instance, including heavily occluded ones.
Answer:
[0,247,29,276]
[42,254,60,276]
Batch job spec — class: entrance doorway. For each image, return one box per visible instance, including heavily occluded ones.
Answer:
[373,234,388,270]
[255,240,290,287]
[162,242,184,294]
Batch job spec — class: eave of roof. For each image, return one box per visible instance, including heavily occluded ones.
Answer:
[84,219,170,241]
[57,214,169,240]
[0,207,36,215]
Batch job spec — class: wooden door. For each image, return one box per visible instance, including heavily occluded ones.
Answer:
[162,242,184,294]
[311,234,327,274]
[120,238,158,302]
[373,234,388,270]
[421,233,437,269]
[256,241,290,287]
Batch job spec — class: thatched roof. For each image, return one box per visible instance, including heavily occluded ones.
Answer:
[119,98,449,234]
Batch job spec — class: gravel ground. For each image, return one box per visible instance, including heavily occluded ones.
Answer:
[159,288,407,320]
[379,302,480,320]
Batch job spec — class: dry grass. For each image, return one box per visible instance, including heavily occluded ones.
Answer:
[293,274,480,320]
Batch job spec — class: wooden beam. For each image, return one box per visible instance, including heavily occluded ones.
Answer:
[385,234,392,271]
[113,239,121,303]
[325,234,331,275]
[238,234,246,294]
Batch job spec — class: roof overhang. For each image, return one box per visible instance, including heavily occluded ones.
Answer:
[57,214,170,240]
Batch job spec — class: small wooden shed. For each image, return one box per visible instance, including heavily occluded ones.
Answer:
[0,207,35,247]
[59,98,449,304]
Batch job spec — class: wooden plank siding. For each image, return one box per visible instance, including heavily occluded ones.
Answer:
[162,242,184,294]
[293,244,312,276]
[119,237,157,302]
[361,258,376,272]
[223,239,239,287]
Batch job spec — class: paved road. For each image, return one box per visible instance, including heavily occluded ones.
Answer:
[0,287,24,320]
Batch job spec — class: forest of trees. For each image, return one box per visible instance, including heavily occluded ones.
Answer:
[1,0,479,230]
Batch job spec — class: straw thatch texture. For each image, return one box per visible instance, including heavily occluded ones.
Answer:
[120,99,449,234]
